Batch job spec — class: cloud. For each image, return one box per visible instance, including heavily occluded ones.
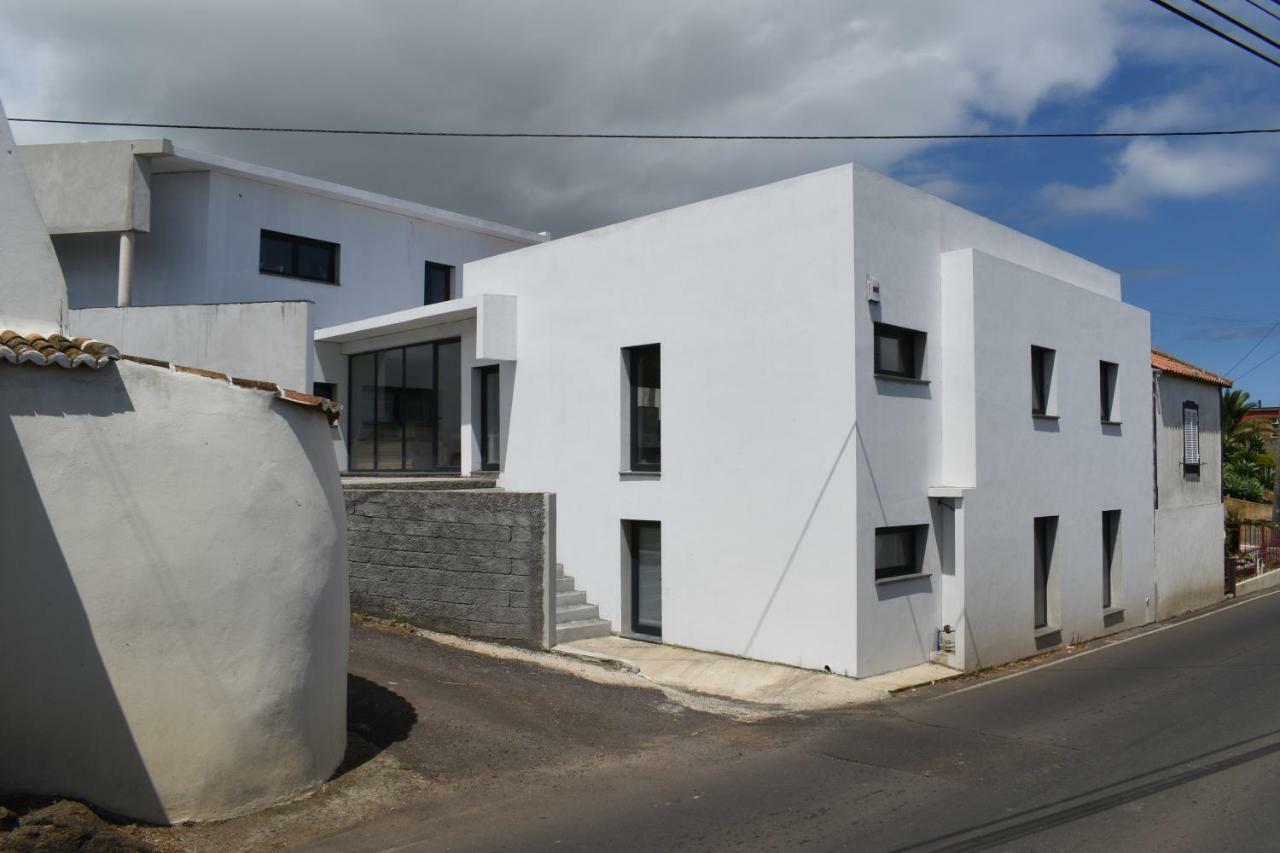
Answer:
[1040,138,1275,216]
[0,0,1194,235]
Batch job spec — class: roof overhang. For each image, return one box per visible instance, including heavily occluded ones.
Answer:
[314,293,517,362]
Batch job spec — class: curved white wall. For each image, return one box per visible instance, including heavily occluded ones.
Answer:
[0,359,349,824]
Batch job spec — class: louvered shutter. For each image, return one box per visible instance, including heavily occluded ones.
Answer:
[1183,404,1200,466]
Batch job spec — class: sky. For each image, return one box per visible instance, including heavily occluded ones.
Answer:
[1,0,1276,403]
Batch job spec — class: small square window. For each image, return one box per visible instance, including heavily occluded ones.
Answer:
[1099,361,1118,422]
[874,323,926,380]
[425,262,454,305]
[312,382,337,400]
[1031,346,1056,416]
[875,525,926,581]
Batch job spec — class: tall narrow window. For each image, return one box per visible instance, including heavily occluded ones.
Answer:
[259,230,339,284]
[873,323,926,380]
[1102,510,1121,610]
[1034,516,1058,630]
[1099,361,1118,422]
[626,344,661,472]
[1031,346,1056,416]
[1183,402,1200,474]
[478,365,500,471]
[625,520,662,638]
[425,261,454,305]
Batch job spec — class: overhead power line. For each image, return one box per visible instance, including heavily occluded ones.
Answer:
[1189,0,1280,51]
[8,116,1280,141]
[1234,344,1280,382]
[1146,0,1280,69]
[1225,319,1280,376]
[1245,0,1280,25]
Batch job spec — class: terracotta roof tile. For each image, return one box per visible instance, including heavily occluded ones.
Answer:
[1152,348,1232,388]
[5,329,341,424]
[0,330,119,368]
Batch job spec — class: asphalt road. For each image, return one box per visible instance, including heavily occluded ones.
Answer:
[309,590,1280,853]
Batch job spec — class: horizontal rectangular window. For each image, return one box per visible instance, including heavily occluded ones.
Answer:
[875,525,926,581]
[874,322,926,379]
[260,230,339,284]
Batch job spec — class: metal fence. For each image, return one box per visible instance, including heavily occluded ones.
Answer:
[1227,522,1280,592]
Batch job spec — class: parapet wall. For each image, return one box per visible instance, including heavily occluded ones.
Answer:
[346,488,554,648]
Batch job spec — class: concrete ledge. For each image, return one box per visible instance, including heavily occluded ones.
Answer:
[1237,568,1280,596]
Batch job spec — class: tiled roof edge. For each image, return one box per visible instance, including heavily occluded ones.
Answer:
[1151,348,1233,388]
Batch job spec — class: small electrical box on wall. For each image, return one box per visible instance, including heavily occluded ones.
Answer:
[866,274,881,302]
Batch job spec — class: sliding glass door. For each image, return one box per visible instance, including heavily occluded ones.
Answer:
[348,339,461,472]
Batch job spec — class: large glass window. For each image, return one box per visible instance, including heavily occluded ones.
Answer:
[479,365,501,471]
[626,344,661,472]
[347,339,461,472]
[626,520,662,637]
[259,229,338,284]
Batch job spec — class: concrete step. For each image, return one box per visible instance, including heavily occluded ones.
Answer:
[556,602,599,624]
[557,589,587,607]
[556,562,565,578]
[556,575,575,593]
[556,618,613,644]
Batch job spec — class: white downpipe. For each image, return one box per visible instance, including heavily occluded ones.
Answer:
[117,231,135,307]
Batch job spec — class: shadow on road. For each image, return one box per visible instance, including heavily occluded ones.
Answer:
[331,674,418,778]
[888,728,1280,852]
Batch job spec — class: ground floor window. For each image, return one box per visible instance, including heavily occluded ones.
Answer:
[625,520,662,637]
[478,365,500,471]
[348,339,461,472]
[1034,516,1058,630]
[874,525,925,581]
[1102,510,1121,609]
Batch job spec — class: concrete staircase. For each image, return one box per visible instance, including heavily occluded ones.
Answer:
[555,563,612,644]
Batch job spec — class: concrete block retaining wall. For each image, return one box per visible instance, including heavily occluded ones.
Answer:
[346,488,555,648]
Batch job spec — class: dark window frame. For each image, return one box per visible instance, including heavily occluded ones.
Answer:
[873,322,925,379]
[1099,361,1119,422]
[1102,509,1120,610]
[1031,346,1054,416]
[874,525,926,581]
[626,519,662,638]
[425,261,454,305]
[259,229,339,284]
[1182,401,1201,474]
[478,364,500,472]
[347,337,462,474]
[626,344,661,473]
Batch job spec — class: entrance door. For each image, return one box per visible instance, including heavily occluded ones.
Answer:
[627,521,662,638]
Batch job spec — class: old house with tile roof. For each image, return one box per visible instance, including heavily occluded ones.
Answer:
[0,98,348,824]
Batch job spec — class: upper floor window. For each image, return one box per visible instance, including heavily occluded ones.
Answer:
[425,261,454,305]
[1099,361,1119,422]
[1183,402,1200,474]
[874,322,926,380]
[625,344,661,472]
[1031,345,1057,417]
[260,230,339,284]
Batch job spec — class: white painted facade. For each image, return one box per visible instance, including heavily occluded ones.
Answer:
[1153,370,1226,618]
[19,139,546,386]
[323,164,1157,677]
[1,102,349,823]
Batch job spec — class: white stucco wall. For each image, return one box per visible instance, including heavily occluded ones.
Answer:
[456,163,1152,677]
[19,139,166,234]
[70,300,314,391]
[1154,372,1225,617]
[0,360,349,823]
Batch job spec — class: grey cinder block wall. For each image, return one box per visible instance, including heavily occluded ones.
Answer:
[346,488,555,648]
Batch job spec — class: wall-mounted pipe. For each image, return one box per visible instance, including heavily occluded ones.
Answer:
[117,230,134,307]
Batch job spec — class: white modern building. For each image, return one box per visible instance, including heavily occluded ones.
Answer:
[18,138,546,393]
[318,163,1157,677]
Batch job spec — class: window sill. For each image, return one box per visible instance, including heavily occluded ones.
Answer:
[620,470,661,481]
[1101,419,1122,426]
[874,373,930,385]
[1103,605,1125,618]
[1034,625,1061,640]
[1032,413,1060,421]
[875,571,930,586]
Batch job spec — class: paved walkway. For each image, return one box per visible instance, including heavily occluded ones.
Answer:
[559,635,959,711]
